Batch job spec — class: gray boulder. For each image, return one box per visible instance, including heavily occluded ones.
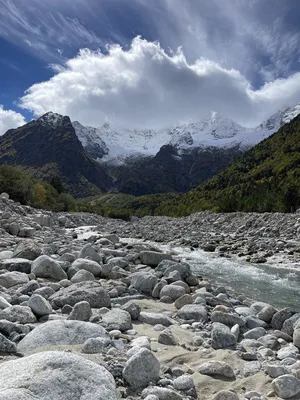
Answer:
[212,323,237,349]
[177,304,208,322]
[49,281,111,308]
[67,301,92,321]
[102,308,132,332]
[70,269,95,283]
[271,308,296,330]
[212,391,239,400]
[78,244,102,263]
[159,285,186,301]
[28,294,52,317]
[82,337,111,354]
[0,305,36,324]
[13,241,42,260]
[211,311,245,327]
[123,347,160,389]
[142,387,182,400]
[0,351,116,400]
[0,258,32,274]
[199,361,235,379]
[72,258,102,277]
[174,294,193,309]
[131,272,158,295]
[0,333,17,353]
[31,255,67,281]
[272,374,300,399]
[0,271,29,288]
[139,312,174,326]
[17,320,108,353]
[121,302,141,320]
[158,328,178,345]
[140,251,172,267]
[0,296,11,309]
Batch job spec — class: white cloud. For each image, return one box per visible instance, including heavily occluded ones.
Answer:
[0,106,26,136]
[19,37,300,129]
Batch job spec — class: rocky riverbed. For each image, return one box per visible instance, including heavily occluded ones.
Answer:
[1,193,300,399]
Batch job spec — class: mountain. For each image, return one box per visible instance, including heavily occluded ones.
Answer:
[73,104,300,196]
[73,104,300,165]
[0,112,113,197]
[155,112,300,215]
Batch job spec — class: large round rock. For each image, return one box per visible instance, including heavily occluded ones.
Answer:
[49,281,111,308]
[17,320,108,353]
[102,309,132,332]
[177,304,208,322]
[31,255,67,281]
[0,351,116,400]
[123,348,160,389]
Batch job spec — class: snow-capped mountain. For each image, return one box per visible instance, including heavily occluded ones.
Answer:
[73,102,300,165]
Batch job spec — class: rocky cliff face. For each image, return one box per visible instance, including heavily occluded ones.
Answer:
[0,112,113,197]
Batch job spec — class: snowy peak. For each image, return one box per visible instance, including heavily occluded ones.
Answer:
[258,102,300,132]
[37,112,67,127]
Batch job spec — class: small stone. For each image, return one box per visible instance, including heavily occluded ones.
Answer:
[158,329,178,346]
[199,361,235,379]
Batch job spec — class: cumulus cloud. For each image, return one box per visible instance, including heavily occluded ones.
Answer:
[20,37,300,129]
[0,106,26,136]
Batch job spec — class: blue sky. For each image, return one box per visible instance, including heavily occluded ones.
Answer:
[1,0,300,133]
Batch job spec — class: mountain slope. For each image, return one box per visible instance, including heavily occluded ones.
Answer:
[156,113,300,215]
[0,112,113,197]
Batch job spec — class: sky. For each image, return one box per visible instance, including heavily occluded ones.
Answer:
[1,0,300,133]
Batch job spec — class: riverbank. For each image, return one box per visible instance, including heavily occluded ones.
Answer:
[1,194,300,399]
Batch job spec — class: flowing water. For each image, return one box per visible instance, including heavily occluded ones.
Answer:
[167,246,300,310]
[75,228,300,310]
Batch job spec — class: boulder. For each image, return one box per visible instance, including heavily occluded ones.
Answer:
[0,351,116,400]
[17,320,108,353]
[121,302,141,320]
[158,329,178,345]
[67,301,92,321]
[212,323,237,349]
[0,271,29,288]
[271,308,296,330]
[140,251,172,267]
[142,387,182,400]
[174,294,193,309]
[123,348,160,389]
[49,281,111,309]
[0,258,31,274]
[131,272,158,295]
[272,374,300,399]
[211,311,245,327]
[13,241,42,260]
[0,305,36,324]
[159,285,186,301]
[82,337,111,354]
[177,304,208,322]
[70,269,96,283]
[28,294,52,317]
[31,255,67,281]
[78,244,102,263]
[0,333,17,353]
[199,361,235,379]
[72,258,102,277]
[212,391,239,400]
[102,308,132,332]
[138,312,174,326]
